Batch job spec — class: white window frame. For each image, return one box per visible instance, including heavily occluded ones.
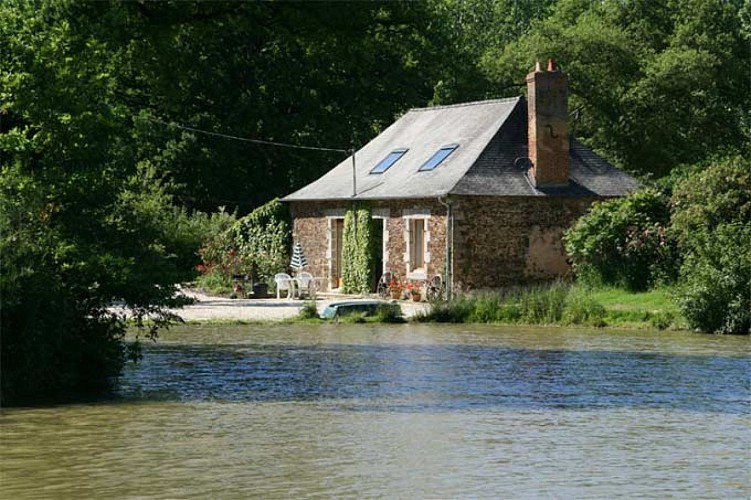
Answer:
[403,208,430,280]
[325,209,346,290]
[372,208,390,275]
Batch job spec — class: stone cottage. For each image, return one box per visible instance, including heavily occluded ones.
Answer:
[282,60,637,295]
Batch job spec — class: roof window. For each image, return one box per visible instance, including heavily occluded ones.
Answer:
[419,144,458,172]
[370,148,407,174]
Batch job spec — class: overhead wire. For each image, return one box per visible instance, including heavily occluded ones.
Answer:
[142,116,351,153]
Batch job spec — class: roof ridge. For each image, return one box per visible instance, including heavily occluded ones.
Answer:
[408,96,521,113]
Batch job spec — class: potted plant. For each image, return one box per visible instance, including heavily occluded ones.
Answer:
[406,282,421,302]
[388,280,403,299]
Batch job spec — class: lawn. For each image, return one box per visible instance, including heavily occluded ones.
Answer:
[416,284,688,331]
[583,287,685,330]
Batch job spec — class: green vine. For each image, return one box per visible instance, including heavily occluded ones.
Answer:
[230,198,290,286]
[341,204,374,294]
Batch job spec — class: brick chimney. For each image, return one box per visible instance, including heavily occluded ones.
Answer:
[526,59,569,188]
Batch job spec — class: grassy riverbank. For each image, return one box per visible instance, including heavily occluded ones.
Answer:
[153,284,686,331]
[412,284,687,331]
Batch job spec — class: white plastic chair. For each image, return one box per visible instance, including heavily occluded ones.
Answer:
[274,273,293,299]
[297,271,316,299]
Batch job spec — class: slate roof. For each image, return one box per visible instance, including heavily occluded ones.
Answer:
[282,97,637,201]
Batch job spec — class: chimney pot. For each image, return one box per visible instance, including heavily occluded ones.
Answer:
[547,58,557,71]
[535,60,543,72]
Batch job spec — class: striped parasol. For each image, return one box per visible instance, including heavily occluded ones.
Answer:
[290,242,308,271]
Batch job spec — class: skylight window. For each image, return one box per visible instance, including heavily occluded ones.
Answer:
[370,148,408,174]
[419,144,458,172]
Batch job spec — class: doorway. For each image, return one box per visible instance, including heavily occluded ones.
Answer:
[332,218,344,289]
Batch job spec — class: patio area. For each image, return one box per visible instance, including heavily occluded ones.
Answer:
[171,288,431,322]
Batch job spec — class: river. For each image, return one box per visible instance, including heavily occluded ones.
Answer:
[1,324,749,498]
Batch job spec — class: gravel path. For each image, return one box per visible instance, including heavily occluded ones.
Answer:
[171,288,430,322]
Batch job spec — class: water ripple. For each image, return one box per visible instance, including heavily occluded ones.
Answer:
[2,325,749,499]
[118,342,749,415]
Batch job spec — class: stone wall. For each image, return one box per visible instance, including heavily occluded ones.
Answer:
[289,200,448,292]
[287,201,332,286]
[452,196,596,289]
[290,195,595,292]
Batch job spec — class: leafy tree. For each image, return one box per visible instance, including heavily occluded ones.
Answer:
[427,0,555,104]
[481,0,750,177]
[671,154,751,334]
[675,224,750,334]
[670,154,751,250]
[95,1,451,213]
[0,0,193,404]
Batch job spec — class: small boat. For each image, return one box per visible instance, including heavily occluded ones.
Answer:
[320,300,401,319]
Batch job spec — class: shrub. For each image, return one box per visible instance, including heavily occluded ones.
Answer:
[671,154,751,334]
[675,225,751,334]
[231,199,290,287]
[297,301,320,320]
[564,188,676,291]
[375,304,406,323]
[195,209,240,290]
[194,271,233,295]
[195,200,290,294]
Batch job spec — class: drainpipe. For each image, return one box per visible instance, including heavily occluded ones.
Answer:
[437,196,453,301]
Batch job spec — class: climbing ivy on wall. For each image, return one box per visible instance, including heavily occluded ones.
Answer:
[341,204,374,294]
[341,209,357,292]
[230,199,290,284]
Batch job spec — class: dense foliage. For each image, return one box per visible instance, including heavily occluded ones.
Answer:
[671,155,751,334]
[341,205,374,294]
[0,1,195,404]
[230,200,290,286]
[566,154,750,333]
[5,1,744,214]
[675,225,750,334]
[480,0,749,176]
[2,0,749,402]
[192,209,241,293]
[670,154,751,249]
[564,189,674,291]
[196,200,290,293]
[83,0,450,213]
